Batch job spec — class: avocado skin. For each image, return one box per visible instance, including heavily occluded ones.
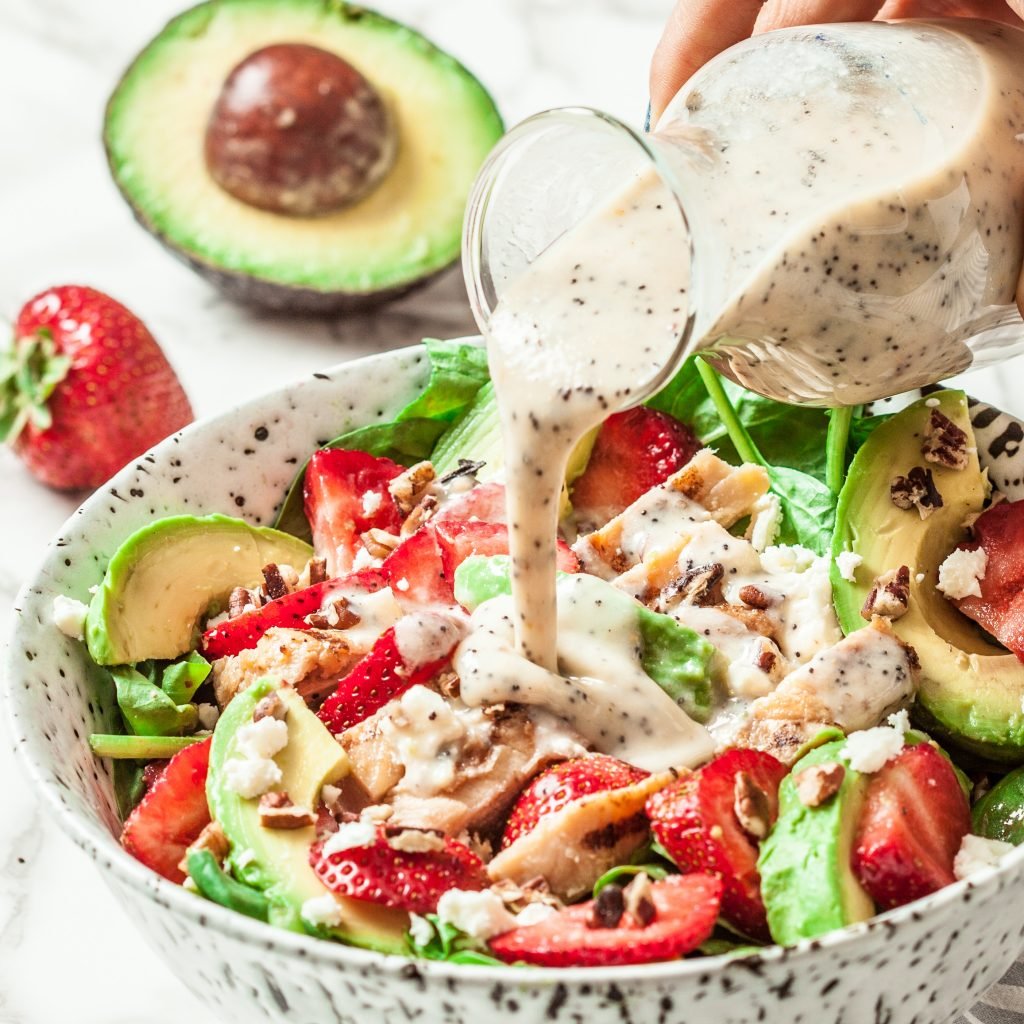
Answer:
[758,739,873,944]
[831,390,1024,763]
[972,766,1024,845]
[103,0,503,314]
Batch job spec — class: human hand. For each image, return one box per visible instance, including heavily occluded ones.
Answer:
[650,0,1024,124]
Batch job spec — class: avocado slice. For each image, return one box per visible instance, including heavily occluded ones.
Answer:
[103,0,503,312]
[86,514,312,665]
[209,677,408,950]
[832,391,1024,762]
[972,765,1024,844]
[758,739,873,944]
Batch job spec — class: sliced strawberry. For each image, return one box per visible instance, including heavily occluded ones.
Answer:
[310,826,487,913]
[646,748,787,942]
[434,480,507,525]
[489,874,722,967]
[951,499,1024,662]
[304,449,405,576]
[120,737,212,884]
[502,754,649,849]
[571,407,701,527]
[434,519,580,585]
[201,568,388,660]
[381,527,453,607]
[852,742,970,910]
[316,617,458,734]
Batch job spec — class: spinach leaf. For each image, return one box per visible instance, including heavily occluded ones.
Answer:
[406,914,507,966]
[592,863,672,897]
[161,650,211,704]
[768,466,836,556]
[112,665,198,737]
[274,339,490,541]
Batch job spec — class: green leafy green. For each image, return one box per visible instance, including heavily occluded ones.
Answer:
[275,339,491,541]
[592,862,672,897]
[768,466,836,556]
[111,665,198,737]
[848,408,892,452]
[431,381,503,478]
[161,650,211,704]
[406,914,507,966]
[188,851,271,922]
[89,733,208,759]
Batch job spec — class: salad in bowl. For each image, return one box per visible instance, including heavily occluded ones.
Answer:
[34,338,1024,972]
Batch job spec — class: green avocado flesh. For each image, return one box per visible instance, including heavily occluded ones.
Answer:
[972,765,1024,844]
[831,391,1024,762]
[758,739,872,944]
[86,514,312,665]
[103,0,503,300]
[208,678,408,951]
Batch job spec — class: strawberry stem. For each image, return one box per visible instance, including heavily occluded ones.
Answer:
[0,328,71,443]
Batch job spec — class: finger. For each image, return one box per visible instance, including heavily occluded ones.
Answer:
[876,0,1022,22]
[649,0,765,124]
[755,0,886,32]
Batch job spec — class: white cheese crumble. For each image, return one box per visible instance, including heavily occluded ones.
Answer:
[408,913,435,947]
[222,757,282,799]
[834,550,863,583]
[760,543,818,575]
[925,397,941,408]
[515,903,557,928]
[842,711,910,773]
[436,889,517,941]
[937,547,988,601]
[322,820,378,856]
[953,834,1015,880]
[301,894,344,928]
[361,490,383,516]
[236,717,289,760]
[351,545,378,571]
[747,493,782,553]
[196,703,220,730]
[52,595,89,640]
[395,577,411,592]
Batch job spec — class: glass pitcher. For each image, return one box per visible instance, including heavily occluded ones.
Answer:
[462,19,1024,407]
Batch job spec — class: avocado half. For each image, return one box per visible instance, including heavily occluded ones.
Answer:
[104,0,504,312]
[831,391,1024,764]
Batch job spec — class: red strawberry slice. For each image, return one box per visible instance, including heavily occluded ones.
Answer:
[852,741,971,910]
[1,284,193,491]
[381,527,453,607]
[646,748,787,942]
[434,480,507,524]
[201,568,387,660]
[951,499,1024,662]
[571,407,701,527]
[502,754,649,849]
[120,737,212,884]
[304,449,405,576]
[489,874,722,967]
[310,826,487,913]
[316,617,458,734]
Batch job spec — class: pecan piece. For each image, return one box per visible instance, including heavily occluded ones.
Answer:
[794,763,845,807]
[178,821,230,875]
[228,586,260,618]
[861,565,911,621]
[252,691,286,722]
[384,827,446,854]
[588,884,625,929]
[261,563,289,601]
[623,872,657,927]
[400,494,438,538]
[305,596,361,630]
[738,584,773,610]
[733,771,771,839]
[663,562,724,608]
[922,409,969,471]
[361,528,401,558]
[389,461,437,516]
[307,557,328,586]
[259,792,315,829]
[890,467,943,518]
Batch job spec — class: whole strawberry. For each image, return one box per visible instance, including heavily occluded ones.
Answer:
[0,285,193,489]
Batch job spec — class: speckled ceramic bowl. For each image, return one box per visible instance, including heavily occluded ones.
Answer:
[8,344,1024,1024]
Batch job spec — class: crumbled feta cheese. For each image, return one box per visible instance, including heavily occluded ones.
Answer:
[236,717,289,760]
[887,708,911,734]
[361,490,382,516]
[301,894,344,928]
[953,834,1014,880]
[842,720,907,773]
[359,804,393,823]
[761,544,817,575]
[351,545,378,571]
[937,547,988,600]
[515,903,557,928]
[395,577,410,592]
[322,820,378,856]
[222,757,282,798]
[436,889,517,941]
[408,913,435,947]
[52,595,89,640]
[925,397,941,408]
[196,703,220,730]
[748,493,782,553]
[834,550,863,583]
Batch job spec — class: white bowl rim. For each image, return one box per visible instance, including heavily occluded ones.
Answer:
[7,341,1024,986]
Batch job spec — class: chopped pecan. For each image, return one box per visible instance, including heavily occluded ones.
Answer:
[623,872,657,927]
[733,770,772,839]
[361,528,401,558]
[588,884,625,929]
[178,821,230,874]
[261,563,289,601]
[439,458,486,485]
[401,494,439,538]
[320,783,345,818]
[738,584,772,610]
[389,461,437,516]
[754,641,778,675]
[228,586,260,618]
[890,467,943,518]
[861,565,911,621]
[305,597,361,630]
[252,691,286,722]
[384,827,446,854]
[492,876,563,913]
[436,670,461,700]
[794,762,845,807]
[664,562,725,608]
[922,409,969,471]
[259,792,315,829]
[307,557,328,586]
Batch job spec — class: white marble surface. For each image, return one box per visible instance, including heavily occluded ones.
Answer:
[3,2,1024,1022]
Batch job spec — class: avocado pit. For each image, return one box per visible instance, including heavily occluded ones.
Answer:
[204,42,397,216]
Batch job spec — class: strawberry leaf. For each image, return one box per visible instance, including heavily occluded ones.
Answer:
[0,329,71,443]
